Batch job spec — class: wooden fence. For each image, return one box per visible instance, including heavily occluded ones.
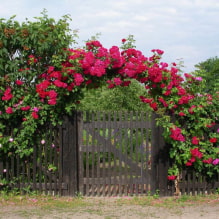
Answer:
[0,126,67,195]
[0,111,219,196]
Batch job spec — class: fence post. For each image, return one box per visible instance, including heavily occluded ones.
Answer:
[150,113,170,196]
[60,111,82,196]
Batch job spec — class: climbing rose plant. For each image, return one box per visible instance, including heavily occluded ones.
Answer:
[0,16,219,181]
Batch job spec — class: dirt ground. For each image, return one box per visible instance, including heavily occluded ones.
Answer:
[0,196,219,219]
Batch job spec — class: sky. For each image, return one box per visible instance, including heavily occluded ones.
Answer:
[1,0,219,73]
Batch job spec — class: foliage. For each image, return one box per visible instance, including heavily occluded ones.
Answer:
[0,12,219,183]
[193,56,219,94]
[142,65,219,178]
[0,10,76,156]
[77,79,150,112]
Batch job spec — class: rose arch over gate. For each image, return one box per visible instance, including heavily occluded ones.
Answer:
[1,30,219,193]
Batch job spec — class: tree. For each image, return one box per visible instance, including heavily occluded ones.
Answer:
[193,56,219,94]
[77,79,151,112]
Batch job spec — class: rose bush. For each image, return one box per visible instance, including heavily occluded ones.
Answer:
[0,13,219,184]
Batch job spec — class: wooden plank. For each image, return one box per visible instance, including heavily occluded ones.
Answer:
[91,112,96,196]
[77,112,84,196]
[58,125,64,195]
[129,111,134,196]
[11,155,15,180]
[123,112,128,195]
[44,140,48,195]
[38,143,43,193]
[107,111,112,196]
[13,182,68,190]
[96,112,101,196]
[85,112,90,196]
[180,170,186,195]
[16,156,20,191]
[102,112,107,196]
[83,127,145,176]
[84,121,152,128]
[112,111,117,196]
[48,130,53,194]
[139,111,145,195]
[53,128,59,195]
[150,113,159,194]
[118,112,123,196]
[83,177,148,185]
[145,112,151,194]
[33,144,37,191]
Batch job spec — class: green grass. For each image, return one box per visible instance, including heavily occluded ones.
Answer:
[1,193,218,209]
[0,194,87,209]
[116,193,219,208]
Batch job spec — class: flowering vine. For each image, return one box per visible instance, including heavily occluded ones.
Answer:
[0,34,219,184]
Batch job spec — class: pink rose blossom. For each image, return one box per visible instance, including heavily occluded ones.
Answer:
[212,159,219,165]
[33,107,39,112]
[6,107,13,114]
[41,139,45,144]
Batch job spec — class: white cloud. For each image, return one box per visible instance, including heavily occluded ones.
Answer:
[1,0,219,73]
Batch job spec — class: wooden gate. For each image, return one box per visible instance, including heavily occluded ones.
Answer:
[77,111,162,196]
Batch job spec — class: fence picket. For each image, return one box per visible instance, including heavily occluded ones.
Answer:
[1,111,219,197]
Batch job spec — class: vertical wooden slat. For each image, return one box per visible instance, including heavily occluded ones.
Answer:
[150,113,159,195]
[85,112,90,196]
[0,160,3,175]
[91,112,95,196]
[129,111,134,196]
[52,137,57,195]
[44,140,48,195]
[59,125,63,195]
[102,111,107,196]
[5,160,9,182]
[124,112,129,195]
[135,112,141,195]
[158,125,169,196]
[11,155,14,182]
[187,171,191,195]
[180,170,186,195]
[78,111,84,196]
[107,112,112,196]
[39,141,43,193]
[96,112,101,196]
[139,111,144,195]
[197,173,201,195]
[118,111,123,196]
[145,112,150,195]
[16,156,20,192]
[27,157,31,191]
[53,128,59,195]
[21,159,25,195]
[33,144,37,191]
[113,112,118,196]
[48,130,53,194]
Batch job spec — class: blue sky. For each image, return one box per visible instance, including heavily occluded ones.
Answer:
[1,0,219,73]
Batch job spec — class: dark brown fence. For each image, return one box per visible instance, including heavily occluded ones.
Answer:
[0,111,219,196]
[0,125,67,195]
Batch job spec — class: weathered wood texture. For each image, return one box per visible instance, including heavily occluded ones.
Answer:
[1,112,218,196]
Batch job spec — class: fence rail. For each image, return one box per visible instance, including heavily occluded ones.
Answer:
[0,111,219,196]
